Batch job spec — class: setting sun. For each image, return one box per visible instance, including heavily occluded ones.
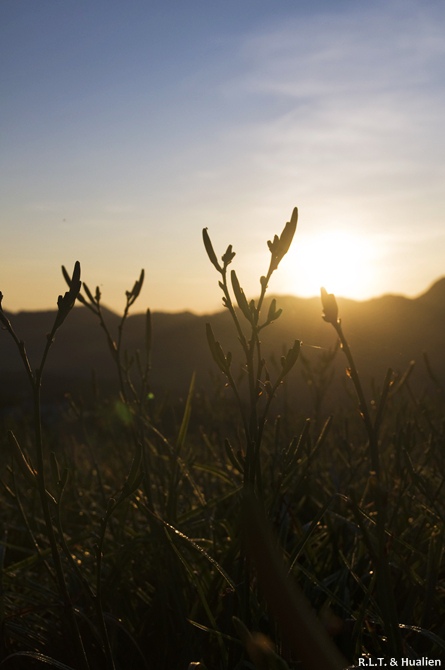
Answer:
[280,230,379,300]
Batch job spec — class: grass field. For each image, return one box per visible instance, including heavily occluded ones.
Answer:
[0,209,444,669]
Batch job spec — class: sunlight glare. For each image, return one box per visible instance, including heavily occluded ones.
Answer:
[282,230,379,300]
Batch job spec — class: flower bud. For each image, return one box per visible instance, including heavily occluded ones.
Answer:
[202,228,222,273]
[321,287,339,324]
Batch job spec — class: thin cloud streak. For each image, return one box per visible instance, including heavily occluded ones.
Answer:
[220,13,441,225]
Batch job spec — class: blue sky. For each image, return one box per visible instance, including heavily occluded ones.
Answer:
[2,0,445,313]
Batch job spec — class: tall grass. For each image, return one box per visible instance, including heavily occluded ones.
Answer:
[0,209,443,669]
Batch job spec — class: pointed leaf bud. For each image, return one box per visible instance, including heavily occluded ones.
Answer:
[83,282,96,304]
[203,228,222,273]
[267,234,280,255]
[280,340,301,374]
[55,261,81,329]
[221,244,236,267]
[206,323,231,374]
[267,298,282,325]
[279,207,298,258]
[127,269,145,305]
[268,207,298,271]
[321,287,339,325]
[231,270,252,322]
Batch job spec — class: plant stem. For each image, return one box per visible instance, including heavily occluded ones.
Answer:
[331,320,403,658]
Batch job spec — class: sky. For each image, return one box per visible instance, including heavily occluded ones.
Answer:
[2,0,445,314]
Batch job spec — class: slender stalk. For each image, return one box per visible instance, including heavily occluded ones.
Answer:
[321,289,403,658]
[95,504,117,670]
[332,320,379,475]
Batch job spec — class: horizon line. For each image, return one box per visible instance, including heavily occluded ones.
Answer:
[3,276,444,318]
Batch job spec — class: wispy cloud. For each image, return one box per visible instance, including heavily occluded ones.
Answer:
[218,2,445,234]
[236,2,445,99]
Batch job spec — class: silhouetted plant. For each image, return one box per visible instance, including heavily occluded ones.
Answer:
[62,266,150,409]
[0,263,89,669]
[203,207,300,495]
[320,286,403,659]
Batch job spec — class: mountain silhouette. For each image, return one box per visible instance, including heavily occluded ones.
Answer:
[1,278,444,415]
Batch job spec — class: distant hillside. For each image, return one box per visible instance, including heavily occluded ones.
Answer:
[1,278,444,413]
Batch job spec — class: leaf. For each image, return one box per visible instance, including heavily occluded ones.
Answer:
[278,207,298,259]
[320,287,338,325]
[268,207,298,271]
[176,372,195,452]
[267,298,282,325]
[205,323,231,374]
[202,228,222,272]
[231,270,252,322]
[280,340,301,375]
[55,261,81,329]
[267,234,279,254]
[221,244,236,267]
[82,282,96,304]
[126,269,145,305]
[7,430,38,488]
